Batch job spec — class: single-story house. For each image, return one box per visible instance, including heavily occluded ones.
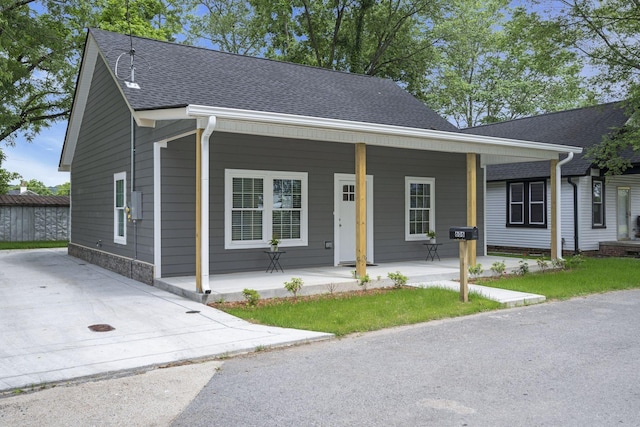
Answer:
[463,102,636,255]
[59,29,581,292]
[0,195,70,241]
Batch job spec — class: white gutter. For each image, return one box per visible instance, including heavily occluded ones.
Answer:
[555,152,574,260]
[199,116,217,294]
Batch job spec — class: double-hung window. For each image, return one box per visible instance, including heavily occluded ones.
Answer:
[507,180,546,227]
[592,177,605,228]
[225,169,308,249]
[405,177,435,241]
[114,172,127,244]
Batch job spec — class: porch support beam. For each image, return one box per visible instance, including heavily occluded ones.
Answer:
[467,153,477,265]
[550,159,558,259]
[355,143,367,278]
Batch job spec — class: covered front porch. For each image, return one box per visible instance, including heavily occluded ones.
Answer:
[155,255,545,306]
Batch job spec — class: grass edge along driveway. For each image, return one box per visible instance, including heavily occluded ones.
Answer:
[216,257,640,336]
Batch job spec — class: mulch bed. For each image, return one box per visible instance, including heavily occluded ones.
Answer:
[208,286,406,310]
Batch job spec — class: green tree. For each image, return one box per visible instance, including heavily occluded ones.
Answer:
[189,0,442,94]
[421,0,592,128]
[558,0,640,174]
[0,0,187,145]
[11,178,53,195]
[56,182,71,196]
[185,0,267,55]
[0,151,21,194]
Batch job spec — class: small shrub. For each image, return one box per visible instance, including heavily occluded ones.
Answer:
[358,274,371,290]
[490,260,506,276]
[325,282,337,294]
[565,254,585,269]
[284,277,304,298]
[468,263,483,278]
[242,288,260,307]
[551,258,566,270]
[387,271,408,289]
[536,257,549,273]
[516,259,529,276]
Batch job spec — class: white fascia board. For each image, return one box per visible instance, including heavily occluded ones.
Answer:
[59,36,100,171]
[185,105,582,160]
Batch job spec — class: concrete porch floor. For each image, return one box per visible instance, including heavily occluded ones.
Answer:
[155,255,546,307]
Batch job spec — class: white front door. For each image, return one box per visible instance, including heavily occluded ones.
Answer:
[334,174,374,265]
[617,187,631,240]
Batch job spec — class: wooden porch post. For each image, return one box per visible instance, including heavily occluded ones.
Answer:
[550,159,558,259]
[467,153,477,265]
[195,128,203,293]
[355,143,367,278]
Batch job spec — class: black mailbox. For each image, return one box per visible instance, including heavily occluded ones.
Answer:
[449,226,479,240]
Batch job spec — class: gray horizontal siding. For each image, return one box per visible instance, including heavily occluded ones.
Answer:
[160,132,481,276]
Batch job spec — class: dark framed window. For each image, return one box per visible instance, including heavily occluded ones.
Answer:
[592,177,605,228]
[507,180,547,227]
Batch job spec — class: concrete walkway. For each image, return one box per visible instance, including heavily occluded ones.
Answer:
[0,249,330,394]
[0,249,544,394]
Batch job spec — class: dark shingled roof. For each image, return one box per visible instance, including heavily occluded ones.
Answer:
[0,195,70,207]
[90,28,457,132]
[461,102,630,181]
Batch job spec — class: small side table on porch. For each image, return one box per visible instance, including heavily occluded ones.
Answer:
[423,243,442,261]
[264,251,286,273]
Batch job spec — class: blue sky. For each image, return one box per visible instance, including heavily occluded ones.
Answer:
[5,122,69,187]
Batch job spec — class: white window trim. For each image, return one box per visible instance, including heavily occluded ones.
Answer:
[528,181,545,225]
[405,176,435,241]
[225,169,308,249]
[114,171,127,245]
[508,182,525,225]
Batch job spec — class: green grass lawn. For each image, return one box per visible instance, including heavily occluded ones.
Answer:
[0,241,68,250]
[217,257,640,336]
[482,256,640,300]
[221,287,501,336]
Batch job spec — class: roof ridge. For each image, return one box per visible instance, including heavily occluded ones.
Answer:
[89,27,391,84]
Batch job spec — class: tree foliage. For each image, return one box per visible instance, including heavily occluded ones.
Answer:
[557,0,640,174]
[421,0,593,128]
[55,181,71,196]
[188,0,442,93]
[0,150,21,195]
[0,0,186,145]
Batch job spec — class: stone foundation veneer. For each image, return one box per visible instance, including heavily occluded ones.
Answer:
[68,243,155,285]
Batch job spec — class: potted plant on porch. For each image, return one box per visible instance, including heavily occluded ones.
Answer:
[426,230,436,244]
[269,236,281,252]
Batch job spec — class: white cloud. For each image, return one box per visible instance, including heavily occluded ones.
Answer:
[4,146,69,187]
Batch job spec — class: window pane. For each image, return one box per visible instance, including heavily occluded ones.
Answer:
[231,211,262,241]
[510,205,523,223]
[510,183,524,203]
[530,182,544,202]
[115,179,124,207]
[593,181,602,203]
[530,204,544,223]
[117,210,125,236]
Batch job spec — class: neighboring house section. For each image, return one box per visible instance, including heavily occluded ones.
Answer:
[464,102,634,254]
[59,29,581,290]
[0,195,70,241]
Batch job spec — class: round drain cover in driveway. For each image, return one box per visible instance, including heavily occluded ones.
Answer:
[88,324,115,332]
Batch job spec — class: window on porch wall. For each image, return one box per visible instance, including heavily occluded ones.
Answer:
[405,177,435,241]
[225,169,308,249]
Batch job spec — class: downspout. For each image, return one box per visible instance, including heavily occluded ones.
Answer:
[567,176,579,254]
[131,114,137,260]
[199,116,216,294]
[555,152,574,259]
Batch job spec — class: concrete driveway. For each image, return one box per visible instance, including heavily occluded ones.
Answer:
[0,249,331,393]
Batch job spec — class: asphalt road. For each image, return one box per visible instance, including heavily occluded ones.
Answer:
[172,290,640,427]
